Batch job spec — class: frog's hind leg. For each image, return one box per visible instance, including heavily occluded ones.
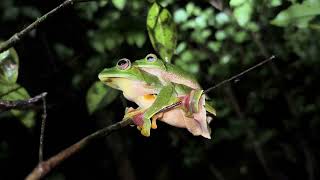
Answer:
[141,85,177,137]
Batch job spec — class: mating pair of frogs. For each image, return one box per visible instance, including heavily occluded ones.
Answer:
[98,54,216,139]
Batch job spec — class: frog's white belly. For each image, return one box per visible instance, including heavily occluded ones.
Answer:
[112,78,157,108]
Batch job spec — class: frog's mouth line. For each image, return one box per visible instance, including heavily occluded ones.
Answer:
[104,78,112,83]
[105,82,119,89]
[100,78,119,89]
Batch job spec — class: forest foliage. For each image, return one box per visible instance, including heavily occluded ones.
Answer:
[0,0,319,179]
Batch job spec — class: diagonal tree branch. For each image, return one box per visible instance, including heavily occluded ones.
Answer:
[0,92,47,111]
[25,101,182,180]
[25,119,133,180]
[0,0,75,53]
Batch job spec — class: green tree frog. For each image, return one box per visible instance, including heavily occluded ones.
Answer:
[98,55,216,139]
[134,53,216,119]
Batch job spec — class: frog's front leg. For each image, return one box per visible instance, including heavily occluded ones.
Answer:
[123,106,163,131]
[123,107,146,127]
[140,85,177,137]
[181,89,203,115]
[180,89,216,116]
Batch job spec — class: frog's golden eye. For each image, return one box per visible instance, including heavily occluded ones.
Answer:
[117,58,131,70]
[146,54,157,62]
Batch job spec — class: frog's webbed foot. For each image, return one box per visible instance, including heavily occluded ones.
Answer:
[123,107,144,126]
[123,107,153,137]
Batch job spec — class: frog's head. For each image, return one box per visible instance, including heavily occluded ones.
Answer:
[98,58,145,90]
[134,53,166,70]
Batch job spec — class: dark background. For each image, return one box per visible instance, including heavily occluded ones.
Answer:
[0,0,319,180]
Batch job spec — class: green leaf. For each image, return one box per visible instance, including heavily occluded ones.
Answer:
[230,0,247,7]
[175,42,187,54]
[233,1,253,27]
[0,83,35,128]
[270,0,282,7]
[215,30,227,41]
[0,46,19,84]
[112,0,126,10]
[216,12,230,25]
[233,31,248,43]
[147,2,177,62]
[208,41,221,53]
[86,81,119,114]
[271,1,320,28]
[174,8,188,23]
[126,31,146,48]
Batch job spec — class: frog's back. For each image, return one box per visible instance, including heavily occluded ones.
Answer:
[164,63,201,89]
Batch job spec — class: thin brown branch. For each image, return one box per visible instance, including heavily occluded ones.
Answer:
[26,119,133,180]
[25,101,182,180]
[0,0,74,53]
[0,92,47,111]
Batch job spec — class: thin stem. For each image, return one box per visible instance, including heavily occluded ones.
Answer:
[0,0,105,53]
[0,92,47,111]
[0,0,74,53]
[39,95,47,162]
[26,119,133,180]
[203,55,275,94]
[25,100,182,180]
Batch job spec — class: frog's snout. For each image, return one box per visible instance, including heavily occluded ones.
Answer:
[98,73,111,82]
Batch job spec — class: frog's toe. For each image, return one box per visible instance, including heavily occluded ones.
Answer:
[151,120,157,129]
[141,127,150,137]
[140,118,151,137]
[151,116,158,129]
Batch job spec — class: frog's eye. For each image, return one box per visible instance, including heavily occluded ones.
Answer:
[146,54,157,62]
[117,58,131,70]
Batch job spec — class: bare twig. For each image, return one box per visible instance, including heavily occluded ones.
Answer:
[25,101,182,180]
[39,95,47,162]
[204,55,275,94]
[0,92,47,111]
[0,0,104,53]
[0,0,74,53]
[26,119,133,180]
